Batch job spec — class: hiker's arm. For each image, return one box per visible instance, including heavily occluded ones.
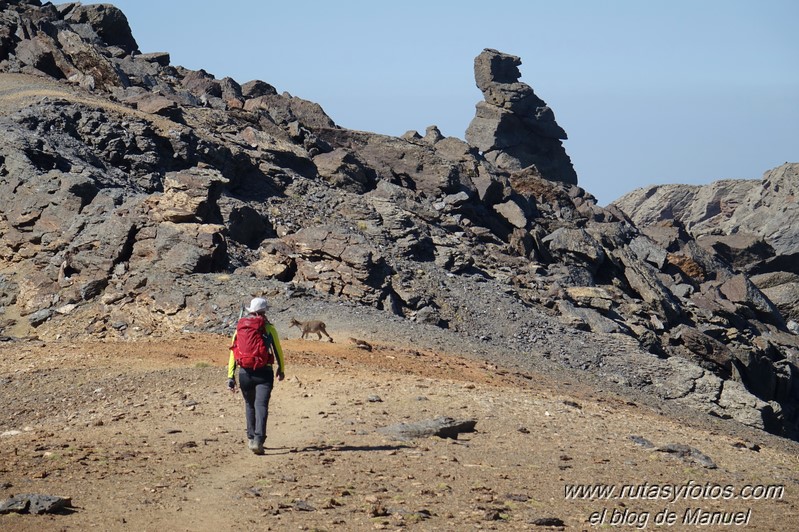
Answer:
[268,324,286,379]
[227,332,237,390]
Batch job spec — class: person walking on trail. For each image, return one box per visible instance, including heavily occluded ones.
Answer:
[227,297,285,455]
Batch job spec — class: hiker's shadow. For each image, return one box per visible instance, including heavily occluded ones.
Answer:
[264,444,413,455]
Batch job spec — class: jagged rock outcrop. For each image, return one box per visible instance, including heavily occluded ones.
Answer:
[465,48,577,184]
[614,164,799,255]
[0,3,797,440]
[614,163,799,321]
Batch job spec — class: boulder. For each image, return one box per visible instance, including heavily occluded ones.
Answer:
[493,196,530,229]
[63,3,138,54]
[696,233,775,271]
[131,222,227,275]
[13,33,72,79]
[277,226,389,304]
[543,228,605,265]
[615,248,681,325]
[422,125,444,144]
[244,93,336,130]
[719,273,783,324]
[241,79,278,99]
[56,28,128,90]
[718,380,774,431]
[129,94,179,117]
[182,68,222,98]
[147,167,229,223]
[628,236,668,270]
[313,148,373,193]
[667,324,734,376]
[247,252,293,281]
[137,51,170,66]
[565,286,615,311]
[760,281,799,321]
[557,300,626,334]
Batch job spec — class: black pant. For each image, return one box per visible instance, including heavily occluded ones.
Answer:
[238,366,274,444]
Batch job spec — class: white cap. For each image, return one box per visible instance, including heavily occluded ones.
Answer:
[246,297,268,313]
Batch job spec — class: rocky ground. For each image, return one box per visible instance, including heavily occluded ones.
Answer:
[2,1,799,442]
[1,5,798,529]
[1,327,798,531]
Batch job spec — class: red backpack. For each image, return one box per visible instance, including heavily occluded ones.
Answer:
[232,315,274,370]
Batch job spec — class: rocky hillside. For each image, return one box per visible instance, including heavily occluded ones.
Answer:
[1,1,798,441]
[614,164,799,324]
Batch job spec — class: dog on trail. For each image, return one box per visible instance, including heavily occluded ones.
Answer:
[290,318,334,342]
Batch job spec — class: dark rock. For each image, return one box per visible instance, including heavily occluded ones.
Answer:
[137,52,170,66]
[0,493,72,514]
[241,79,278,99]
[466,48,577,184]
[13,33,70,79]
[766,278,799,320]
[313,148,373,193]
[64,3,138,54]
[655,443,717,469]
[294,500,316,512]
[720,274,784,325]
[379,417,477,441]
[422,125,444,144]
[316,128,472,198]
[544,228,605,265]
[531,517,565,527]
[182,69,221,98]
[616,248,681,326]
[414,306,442,326]
[245,92,335,130]
[27,308,52,327]
[79,277,106,300]
[698,233,775,271]
[129,94,179,117]
[668,324,734,376]
[557,300,626,334]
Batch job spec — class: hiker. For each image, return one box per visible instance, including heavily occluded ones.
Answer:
[227,297,285,455]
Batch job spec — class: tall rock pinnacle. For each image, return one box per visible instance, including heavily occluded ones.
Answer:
[465,48,577,185]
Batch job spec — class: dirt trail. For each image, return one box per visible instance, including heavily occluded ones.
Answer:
[0,73,180,133]
[1,335,798,531]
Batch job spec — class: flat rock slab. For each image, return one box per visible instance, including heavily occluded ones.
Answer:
[379,416,477,441]
[0,494,72,514]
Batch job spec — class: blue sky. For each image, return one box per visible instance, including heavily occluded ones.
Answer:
[109,1,798,205]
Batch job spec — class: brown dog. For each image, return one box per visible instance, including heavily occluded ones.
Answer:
[290,318,333,342]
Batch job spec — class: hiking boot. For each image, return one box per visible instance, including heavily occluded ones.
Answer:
[251,440,264,455]
[247,438,257,451]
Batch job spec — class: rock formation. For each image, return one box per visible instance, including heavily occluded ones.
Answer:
[465,48,577,184]
[0,2,797,440]
[614,163,799,322]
